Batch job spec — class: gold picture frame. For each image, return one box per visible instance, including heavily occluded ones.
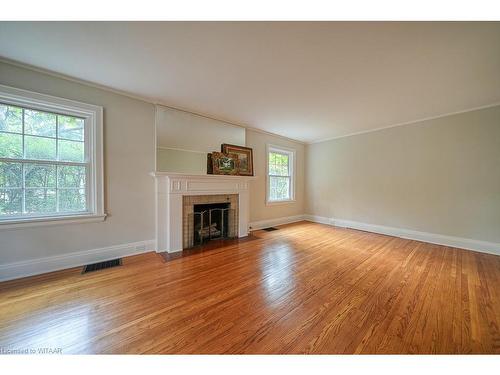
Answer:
[221,144,254,176]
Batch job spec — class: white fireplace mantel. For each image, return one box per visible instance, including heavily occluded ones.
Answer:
[152,172,256,253]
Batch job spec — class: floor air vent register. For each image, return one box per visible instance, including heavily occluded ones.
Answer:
[262,227,279,231]
[82,258,122,274]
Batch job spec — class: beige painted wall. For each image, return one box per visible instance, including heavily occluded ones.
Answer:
[156,148,207,174]
[0,61,156,264]
[306,105,500,243]
[246,129,305,224]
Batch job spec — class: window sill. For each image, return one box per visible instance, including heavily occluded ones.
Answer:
[266,199,296,206]
[0,213,107,230]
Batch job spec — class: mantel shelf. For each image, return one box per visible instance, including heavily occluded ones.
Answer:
[151,172,257,180]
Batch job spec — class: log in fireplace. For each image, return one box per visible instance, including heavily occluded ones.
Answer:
[191,203,236,245]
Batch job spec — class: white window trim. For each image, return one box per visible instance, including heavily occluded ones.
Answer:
[0,84,105,229]
[266,143,296,205]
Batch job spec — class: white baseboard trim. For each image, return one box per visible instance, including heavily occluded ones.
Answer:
[249,215,306,231]
[0,239,156,282]
[304,215,500,256]
[303,214,333,225]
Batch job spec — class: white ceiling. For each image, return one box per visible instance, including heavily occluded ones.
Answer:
[1,22,499,143]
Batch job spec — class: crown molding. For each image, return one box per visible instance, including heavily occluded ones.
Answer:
[307,101,500,145]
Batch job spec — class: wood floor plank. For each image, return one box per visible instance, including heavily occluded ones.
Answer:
[0,221,498,354]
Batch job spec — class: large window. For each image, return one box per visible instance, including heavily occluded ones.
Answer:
[0,85,104,228]
[266,145,295,204]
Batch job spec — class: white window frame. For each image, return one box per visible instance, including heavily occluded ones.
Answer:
[266,144,295,205]
[0,84,105,229]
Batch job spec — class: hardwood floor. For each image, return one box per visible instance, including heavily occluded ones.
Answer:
[0,221,499,354]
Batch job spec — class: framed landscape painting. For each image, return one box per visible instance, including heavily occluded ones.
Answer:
[221,144,254,176]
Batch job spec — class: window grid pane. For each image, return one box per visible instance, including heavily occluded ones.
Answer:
[0,162,22,188]
[0,188,22,216]
[0,104,23,133]
[24,163,56,188]
[24,135,57,160]
[0,102,88,217]
[59,188,86,212]
[0,132,23,158]
[58,115,84,141]
[24,109,57,137]
[58,139,84,162]
[25,188,57,214]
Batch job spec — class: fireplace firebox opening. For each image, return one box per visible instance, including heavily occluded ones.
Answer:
[183,194,239,249]
[191,203,236,246]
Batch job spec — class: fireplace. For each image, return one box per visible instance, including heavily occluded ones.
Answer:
[183,194,238,249]
[153,173,254,253]
[191,202,236,246]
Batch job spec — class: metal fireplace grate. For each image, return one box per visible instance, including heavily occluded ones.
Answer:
[82,258,122,274]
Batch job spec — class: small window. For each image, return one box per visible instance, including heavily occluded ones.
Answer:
[0,85,104,228]
[266,145,295,204]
